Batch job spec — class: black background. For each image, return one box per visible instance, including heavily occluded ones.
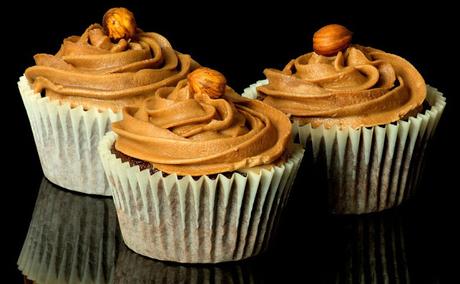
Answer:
[4,0,459,282]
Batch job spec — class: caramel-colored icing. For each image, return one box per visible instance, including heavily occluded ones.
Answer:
[257,45,426,128]
[25,24,199,111]
[112,80,292,176]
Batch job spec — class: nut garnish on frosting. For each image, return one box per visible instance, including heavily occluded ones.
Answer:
[103,7,137,41]
[112,67,292,176]
[313,24,352,56]
[258,24,426,128]
[25,7,199,111]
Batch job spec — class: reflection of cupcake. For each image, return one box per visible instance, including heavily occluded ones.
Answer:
[19,7,199,195]
[115,240,261,283]
[333,211,409,283]
[243,24,446,214]
[17,178,118,284]
[99,67,304,263]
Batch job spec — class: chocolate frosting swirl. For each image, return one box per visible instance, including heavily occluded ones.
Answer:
[112,79,292,176]
[257,45,426,128]
[25,24,199,111]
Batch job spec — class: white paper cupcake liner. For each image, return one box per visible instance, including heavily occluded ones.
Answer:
[18,76,122,196]
[334,212,409,283]
[243,80,446,214]
[99,132,304,263]
[114,240,260,283]
[17,178,118,284]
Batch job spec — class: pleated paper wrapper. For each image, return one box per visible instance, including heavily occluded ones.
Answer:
[17,178,118,284]
[18,76,122,196]
[243,80,446,214]
[114,240,261,283]
[99,132,304,263]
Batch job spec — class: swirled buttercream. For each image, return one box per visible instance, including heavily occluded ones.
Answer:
[25,24,199,111]
[112,78,292,176]
[257,45,426,128]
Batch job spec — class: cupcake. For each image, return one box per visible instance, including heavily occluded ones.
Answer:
[99,67,304,263]
[18,178,118,284]
[19,7,199,195]
[243,24,446,214]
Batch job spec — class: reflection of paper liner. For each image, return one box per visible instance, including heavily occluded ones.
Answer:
[333,212,409,283]
[114,240,260,283]
[243,80,446,214]
[18,76,122,196]
[99,132,304,263]
[17,178,118,284]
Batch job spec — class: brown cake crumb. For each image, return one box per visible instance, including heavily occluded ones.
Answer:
[111,144,157,174]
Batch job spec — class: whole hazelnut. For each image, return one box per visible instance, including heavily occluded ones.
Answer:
[188,68,227,99]
[103,7,137,41]
[313,24,352,56]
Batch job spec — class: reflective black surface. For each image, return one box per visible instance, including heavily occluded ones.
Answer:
[18,179,117,283]
[16,177,454,283]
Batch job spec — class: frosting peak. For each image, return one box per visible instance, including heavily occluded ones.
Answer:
[112,70,292,176]
[25,16,199,111]
[258,45,426,128]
